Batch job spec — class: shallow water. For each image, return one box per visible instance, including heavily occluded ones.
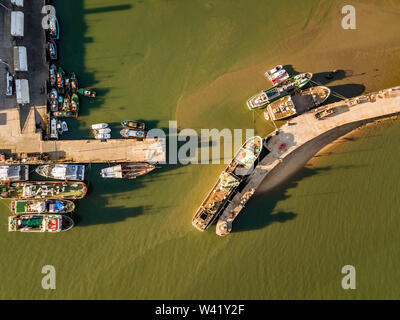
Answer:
[0,0,399,299]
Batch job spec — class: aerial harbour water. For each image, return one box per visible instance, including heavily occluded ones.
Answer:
[0,0,400,300]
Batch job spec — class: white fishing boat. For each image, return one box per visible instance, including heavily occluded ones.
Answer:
[35,164,85,181]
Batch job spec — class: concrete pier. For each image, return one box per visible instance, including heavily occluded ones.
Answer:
[216,86,400,236]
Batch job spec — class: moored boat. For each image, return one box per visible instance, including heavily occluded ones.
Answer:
[70,73,78,93]
[11,199,75,214]
[70,93,79,115]
[78,88,96,97]
[56,67,65,89]
[264,65,290,85]
[95,133,111,140]
[0,165,29,181]
[192,136,263,231]
[61,121,68,132]
[36,164,85,181]
[121,120,145,130]
[49,16,59,40]
[91,123,108,130]
[0,181,87,199]
[49,64,57,86]
[247,72,313,110]
[120,128,146,139]
[48,40,57,60]
[100,163,156,179]
[264,86,331,121]
[8,214,74,232]
[94,128,111,135]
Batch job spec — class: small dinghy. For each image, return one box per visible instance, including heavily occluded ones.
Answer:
[95,133,111,140]
[61,121,68,132]
[94,128,111,135]
[91,123,108,130]
[56,120,63,135]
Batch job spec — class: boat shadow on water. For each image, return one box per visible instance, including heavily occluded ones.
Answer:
[283,65,366,103]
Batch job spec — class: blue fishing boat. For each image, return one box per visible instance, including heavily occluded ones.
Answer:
[49,16,59,40]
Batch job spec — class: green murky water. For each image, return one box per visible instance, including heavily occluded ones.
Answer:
[0,0,399,299]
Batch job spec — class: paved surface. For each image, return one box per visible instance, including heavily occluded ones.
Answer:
[0,0,48,127]
[216,86,400,236]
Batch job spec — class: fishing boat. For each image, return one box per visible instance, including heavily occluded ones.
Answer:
[8,214,74,232]
[264,65,290,85]
[56,67,65,89]
[192,136,263,231]
[70,93,79,115]
[120,129,146,139]
[264,86,331,121]
[53,111,73,117]
[64,78,70,91]
[49,16,59,40]
[0,181,87,199]
[49,64,57,86]
[0,165,29,181]
[247,72,313,110]
[61,121,68,132]
[91,123,108,130]
[62,94,70,111]
[58,95,63,104]
[48,40,57,60]
[100,163,156,179]
[35,164,85,181]
[49,117,58,139]
[77,88,96,98]
[11,199,75,214]
[70,73,78,93]
[121,120,145,130]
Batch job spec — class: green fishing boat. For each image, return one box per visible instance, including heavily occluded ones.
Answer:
[0,181,87,200]
[78,88,96,98]
[71,93,79,115]
[8,214,74,232]
[247,72,313,110]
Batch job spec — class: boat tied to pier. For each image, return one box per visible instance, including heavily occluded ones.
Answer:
[49,64,57,86]
[48,40,58,60]
[264,86,331,121]
[0,181,87,199]
[121,120,145,130]
[120,129,146,139]
[11,199,75,214]
[192,136,263,231]
[57,67,65,89]
[49,16,59,40]
[8,214,74,232]
[0,165,29,181]
[100,163,156,179]
[247,72,313,110]
[35,164,85,181]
